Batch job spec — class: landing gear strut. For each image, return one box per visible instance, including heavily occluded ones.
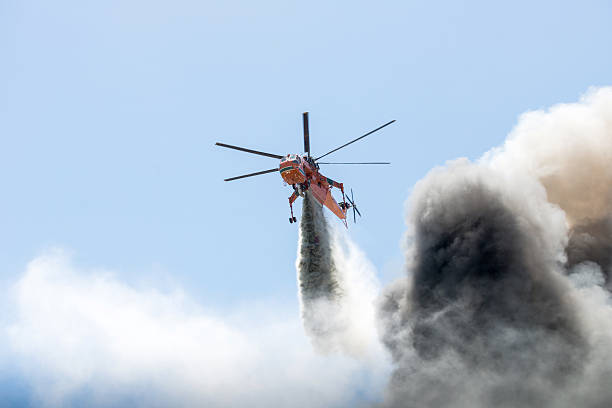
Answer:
[288,191,299,224]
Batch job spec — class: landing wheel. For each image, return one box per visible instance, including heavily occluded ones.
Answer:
[289,217,293,224]
[293,217,297,223]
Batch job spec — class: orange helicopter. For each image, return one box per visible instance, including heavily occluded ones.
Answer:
[216,112,394,227]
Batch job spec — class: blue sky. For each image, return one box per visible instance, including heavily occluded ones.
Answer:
[1,0,611,405]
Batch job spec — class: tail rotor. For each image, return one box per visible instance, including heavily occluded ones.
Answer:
[346,188,361,223]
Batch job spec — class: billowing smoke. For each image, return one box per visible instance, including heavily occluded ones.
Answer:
[486,88,612,285]
[4,249,387,408]
[378,88,612,407]
[297,192,381,356]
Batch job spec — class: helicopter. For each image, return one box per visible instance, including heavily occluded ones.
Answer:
[216,112,394,227]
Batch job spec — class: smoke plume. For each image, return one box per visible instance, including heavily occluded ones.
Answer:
[378,87,612,407]
[486,87,612,284]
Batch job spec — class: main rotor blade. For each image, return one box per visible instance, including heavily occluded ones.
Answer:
[216,142,283,160]
[303,112,310,157]
[224,168,278,182]
[317,162,391,165]
[314,120,395,161]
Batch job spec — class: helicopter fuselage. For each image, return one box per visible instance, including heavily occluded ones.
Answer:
[279,154,316,185]
[279,153,348,223]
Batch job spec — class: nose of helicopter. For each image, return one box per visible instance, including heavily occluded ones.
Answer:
[279,155,306,184]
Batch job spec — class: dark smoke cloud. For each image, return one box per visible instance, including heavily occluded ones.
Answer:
[377,88,612,408]
[379,163,588,407]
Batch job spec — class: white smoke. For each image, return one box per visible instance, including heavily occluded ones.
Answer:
[485,87,612,285]
[484,87,612,224]
[4,249,388,407]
